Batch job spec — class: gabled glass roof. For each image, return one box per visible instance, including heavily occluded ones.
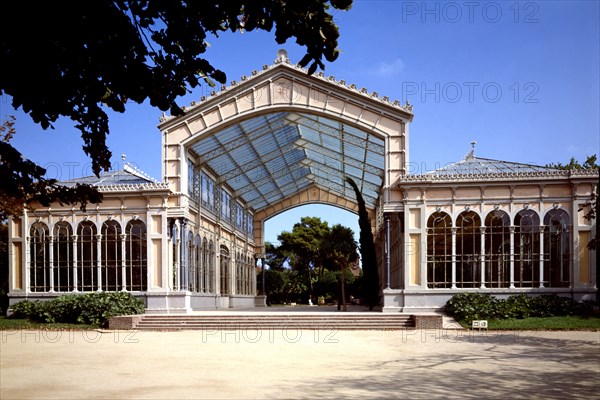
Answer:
[190,112,385,211]
[428,155,560,175]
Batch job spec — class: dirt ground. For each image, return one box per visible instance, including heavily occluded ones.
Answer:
[1,327,598,400]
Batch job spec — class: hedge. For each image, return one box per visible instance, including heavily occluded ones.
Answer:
[9,292,145,327]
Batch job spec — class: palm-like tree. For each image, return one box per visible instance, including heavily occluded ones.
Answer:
[322,224,358,311]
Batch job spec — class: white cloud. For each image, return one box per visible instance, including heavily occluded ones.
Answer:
[374,58,405,76]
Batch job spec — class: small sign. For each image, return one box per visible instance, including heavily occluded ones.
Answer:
[472,320,488,330]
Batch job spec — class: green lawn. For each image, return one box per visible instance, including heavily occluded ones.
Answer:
[460,315,600,330]
[0,316,99,330]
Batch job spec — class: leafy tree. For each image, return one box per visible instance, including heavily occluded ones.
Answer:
[0,116,102,220]
[0,0,352,218]
[264,242,289,272]
[546,154,598,170]
[345,176,380,310]
[278,216,330,302]
[322,224,358,311]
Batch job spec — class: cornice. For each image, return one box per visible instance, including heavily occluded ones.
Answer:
[157,53,413,130]
[397,169,599,185]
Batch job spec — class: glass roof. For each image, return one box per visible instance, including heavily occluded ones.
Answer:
[190,112,385,211]
[427,156,560,175]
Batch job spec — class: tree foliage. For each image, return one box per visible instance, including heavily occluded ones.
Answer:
[268,216,360,305]
[345,177,380,309]
[322,224,358,310]
[278,216,330,300]
[546,154,598,170]
[0,0,352,218]
[0,117,102,220]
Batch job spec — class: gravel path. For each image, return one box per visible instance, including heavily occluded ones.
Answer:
[1,328,598,399]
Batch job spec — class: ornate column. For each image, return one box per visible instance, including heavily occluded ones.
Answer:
[451,227,457,289]
[72,235,78,292]
[261,256,266,296]
[509,226,516,289]
[539,225,545,288]
[48,235,55,292]
[120,233,127,291]
[96,234,103,291]
[179,218,187,291]
[480,227,486,289]
[384,213,391,289]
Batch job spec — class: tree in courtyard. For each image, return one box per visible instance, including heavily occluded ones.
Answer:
[0,0,353,219]
[278,216,330,303]
[321,224,358,311]
[345,177,380,310]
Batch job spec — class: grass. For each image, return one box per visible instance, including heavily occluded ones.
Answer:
[0,316,99,330]
[459,315,600,330]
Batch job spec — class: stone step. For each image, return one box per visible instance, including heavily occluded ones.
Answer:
[133,314,415,330]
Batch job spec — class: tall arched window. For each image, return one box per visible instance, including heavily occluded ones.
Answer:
[220,245,230,295]
[209,240,215,293]
[484,210,510,288]
[514,209,541,287]
[30,222,50,292]
[236,252,242,294]
[77,221,97,291]
[544,209,571,287]
[456,211,481,288]
[53,221,73,292]
[195,235,202,292]
[102,220,122,291]
[187,231,196,292]
[126,219,147,291]
[427,212,452,288]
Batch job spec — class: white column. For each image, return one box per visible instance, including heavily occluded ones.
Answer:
[121,234,127,291]
[96,234,103,291]
[72,235,78,292]
[509,226,516,289]
[451,227,457,289]
[480,227,486,289]
[174,236,181,291]
[539,226,545,288]
[49,235,55,292]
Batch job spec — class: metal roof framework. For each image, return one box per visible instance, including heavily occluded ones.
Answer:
[427,156,561,176]
[189,111,385,212]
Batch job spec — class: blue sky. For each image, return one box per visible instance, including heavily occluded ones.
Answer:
[3,1,599,245]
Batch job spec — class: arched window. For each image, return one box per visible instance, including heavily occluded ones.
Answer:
[187,231,196,292]
[77,221,97,291]
[484,210,510,288]
[427,212,452,288]
[456,211,481,288]
[53,221,73,292]
[102,220,122,291]
[171,223,179,290]
[126,219,147,291]
[236,252,242,295]
[514,209,541,287]
[544,209,571,287]
[29,222,50,292]
[220,245,230,295]
[194,235,202,292]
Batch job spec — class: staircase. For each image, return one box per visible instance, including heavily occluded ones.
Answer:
[133,313,415,331]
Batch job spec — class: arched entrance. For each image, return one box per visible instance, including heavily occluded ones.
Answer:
[158,51,413,310]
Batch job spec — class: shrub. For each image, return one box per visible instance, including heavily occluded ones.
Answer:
[445,293,598,323]
[444,293,501,322]
[9,292,145,327]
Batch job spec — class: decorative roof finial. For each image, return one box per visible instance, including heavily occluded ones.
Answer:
[465,141,476,160]
[276,49,288,62]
